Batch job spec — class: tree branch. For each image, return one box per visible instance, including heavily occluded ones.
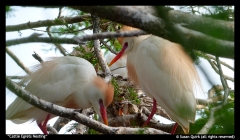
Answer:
[205,54,234,71]
[52,117,71,132]
[165,9,234,41]
[6,33,85,47]
[171,24,234,59]
[6,14,91,32]
[216,57,229,104]
[70,6,234,59]
[6,76,27,80]
[92,15,113,82]
[6,76,167,134]
[206,58,234,82]
[70,6,167,38]
[7,30,146,47]
[100,39,118,55]
[108,113,175,133]
[46,26,67,56]
[6,47,32,74]
[196,96,224,106]
[73,30,147,44]
[47,125,59,134]
[32,51,44,63]
[198,57,230,134]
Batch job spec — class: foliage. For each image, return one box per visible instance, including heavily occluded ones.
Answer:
[6,6,15,18]
[201,6,234,21]
[71,43,99,68]
[111,77,140,105]
[192,100,234,134]
[180,6,234,21]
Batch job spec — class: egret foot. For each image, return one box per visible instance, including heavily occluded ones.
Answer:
[37,114,51,134]
[142,98,157,127]
[171,123,178,134]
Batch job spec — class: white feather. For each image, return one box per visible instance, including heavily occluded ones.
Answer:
[6,56,112,125]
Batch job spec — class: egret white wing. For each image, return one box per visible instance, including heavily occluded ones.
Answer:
[134,36,197,131]
[6,56,96,121]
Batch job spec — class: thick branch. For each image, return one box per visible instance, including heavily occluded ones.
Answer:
[6,14,91,32]
[172,24,234,59]
[70,6,234,59]
[6,76,114,134]
[70,6,167,38]
[165,9,234,41]
[6,77,167,134]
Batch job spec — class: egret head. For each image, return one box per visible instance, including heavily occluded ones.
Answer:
[88,77,114,125]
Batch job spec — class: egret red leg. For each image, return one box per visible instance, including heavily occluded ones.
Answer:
[37,114,51,134]
[171,123,178,134]
[142,98,157,127]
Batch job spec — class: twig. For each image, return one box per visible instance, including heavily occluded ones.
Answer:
[110,66,126,72]
[108,112,174,133]
[205,54,234,71]
[6,14,91,32]
[92,14,112,82]
[100,39,117,55]
[198,57,230,134]
[29,26,92,34]
[206,58,234,82]
[6,76,27,79]
[52,117,71,132]
[73,30,147,44]
[216,57,229,104]
[47,125,59,134]
[208,85,223,98]
[46,26,67,56]
[57,7,62,18]
[7,30,146,47]
[6,35,85,47]
[32,51,44,63]
[196,95,224,106]
[6,47,32,74]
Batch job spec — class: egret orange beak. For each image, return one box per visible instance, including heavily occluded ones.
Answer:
[108,42,128,67]
[99,99,108,125]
